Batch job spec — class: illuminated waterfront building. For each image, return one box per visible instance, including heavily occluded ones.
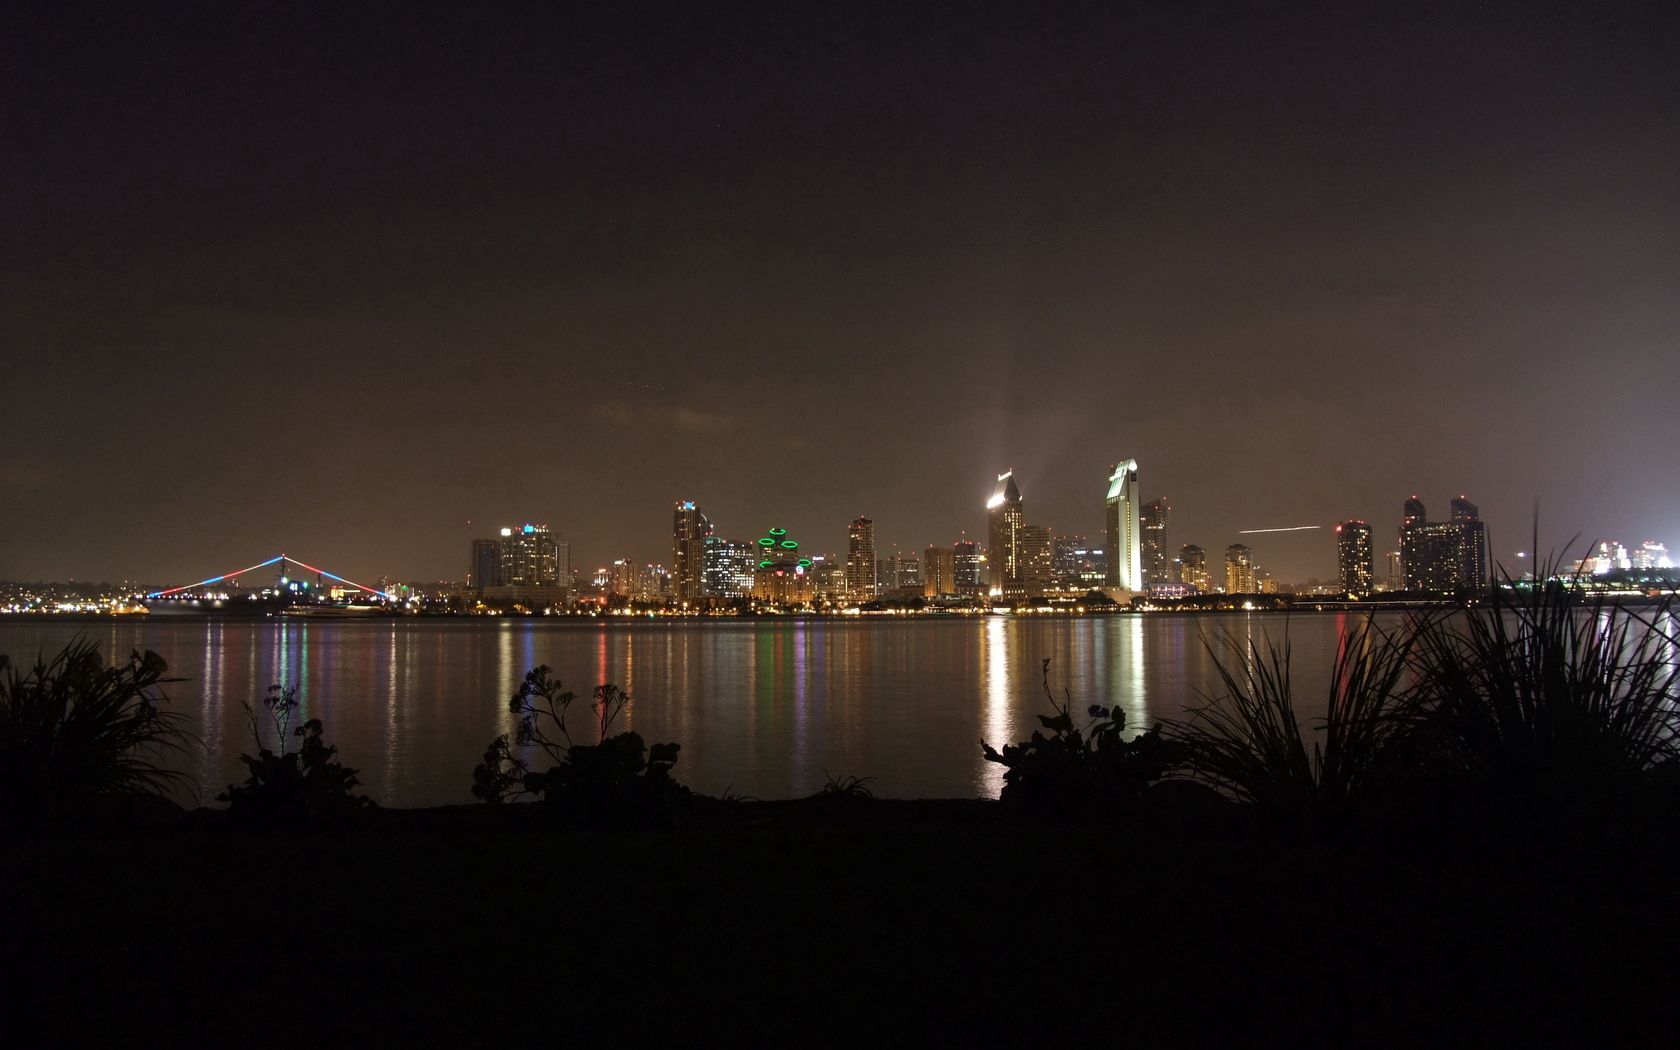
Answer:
[1140,498,1170,589]
[1336,521,1375,597]
[987,471,1024,596]
[474,523,569,609]
[1632,541,1672,571]
[952,540,982,595]
[1179,545,1210,592]
[703,536,757,599]
[608,559,637,597]
[752,526,814,605]
[1105,460,1142,592]
[923,546,955,597]
[847,517,876,600]
[1224,544,1255,594]
[499,524,565,587]
[1017,525,1054,594]
[671,501,710,606]
[1399,496,1488,594]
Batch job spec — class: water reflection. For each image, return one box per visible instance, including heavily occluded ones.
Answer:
[0,614,1420,806]
[980,617,1010,796]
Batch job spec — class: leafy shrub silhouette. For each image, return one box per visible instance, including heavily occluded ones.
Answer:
[473,665,686,825]
[0,639,191,827]
[219,684,373,828]
[982,659,1176,810]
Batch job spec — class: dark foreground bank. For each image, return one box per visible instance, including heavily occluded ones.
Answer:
[6,799,1676,1047]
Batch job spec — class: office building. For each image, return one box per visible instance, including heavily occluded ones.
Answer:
[987,470,1024,596]
[923,546,955,597]
[703,536,757,599]
[1399,496,1489,594]
[952,539,982,596]
[1179,545,1210,592]
[1336,521,1375,597]
[671,501,710,606]
[1105,460,1142,592]
[1224,544,1255,594]
[847,517,877,600]
[1017,525,1054,594]
[1140,498,1170,588]
[469,538,501,590]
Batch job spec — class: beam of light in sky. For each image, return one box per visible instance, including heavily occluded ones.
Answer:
[1238,526,1324,535]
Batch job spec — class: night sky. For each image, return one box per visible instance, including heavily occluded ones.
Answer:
[5,1,1677,586]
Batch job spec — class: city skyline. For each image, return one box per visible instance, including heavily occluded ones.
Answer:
[4,4,1676,585]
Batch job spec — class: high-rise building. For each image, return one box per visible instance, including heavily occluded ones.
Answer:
[473,523,569,610]
[1140,498,1170,588]
[1336,521,1375,597]
[987,471,1024,596]
[671,501,710,606]
[1399,496,1488,594]
[1224,544,1255,594]
[846,517,876,600]
[923,546,955,597]
[608,559,637,597]
[1016,525,1054,594]
[500,524,564,587]
[1105,460,1142,591]
[952,539,982,596]
[469,538,501,590]
[1179,544,1210,592]
[703,536,757,599]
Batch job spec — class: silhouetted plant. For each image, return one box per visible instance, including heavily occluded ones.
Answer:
[0,639,192,826]
[1407,562,1680,851]
[472,665,687,824]
[982,659,1176,810]
[219,684,373,828]
[1163,617,1428,837]
[817,770,876,800]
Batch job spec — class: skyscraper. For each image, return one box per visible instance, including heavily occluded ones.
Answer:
[987,471,1024,596]
[923,546,955,597]
[1224,543,1255,594]
[1399,496,1488,594]
[952,539,981,596]
[1336,521,1375,597]
[1179,544,1210,592]
[1016,525,1054,594]
[469,538,500,591]
[846,517,876,600]
[500,523,562,586]
[703,535,756,599]
[1140,498,1170,588]
[671,501,710,606]
[1105,459,1142,592]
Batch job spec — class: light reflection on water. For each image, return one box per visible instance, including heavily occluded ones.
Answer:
[2,614,1397,806]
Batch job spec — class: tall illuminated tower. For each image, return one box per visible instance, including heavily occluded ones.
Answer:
[1336,521,1374,597]
[1140,498,1170,588]
[1224,543,1255,594]
[846,517,876,599]
[1104,460,1141,592]
[987,470,1024,596]
[671,501,710,606]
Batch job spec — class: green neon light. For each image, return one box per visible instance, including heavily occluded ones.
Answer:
[759,560,773,568]
[758,538,776,547]
[780,540,799,549]
[769,528,786,536]
[798,558,812,567]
